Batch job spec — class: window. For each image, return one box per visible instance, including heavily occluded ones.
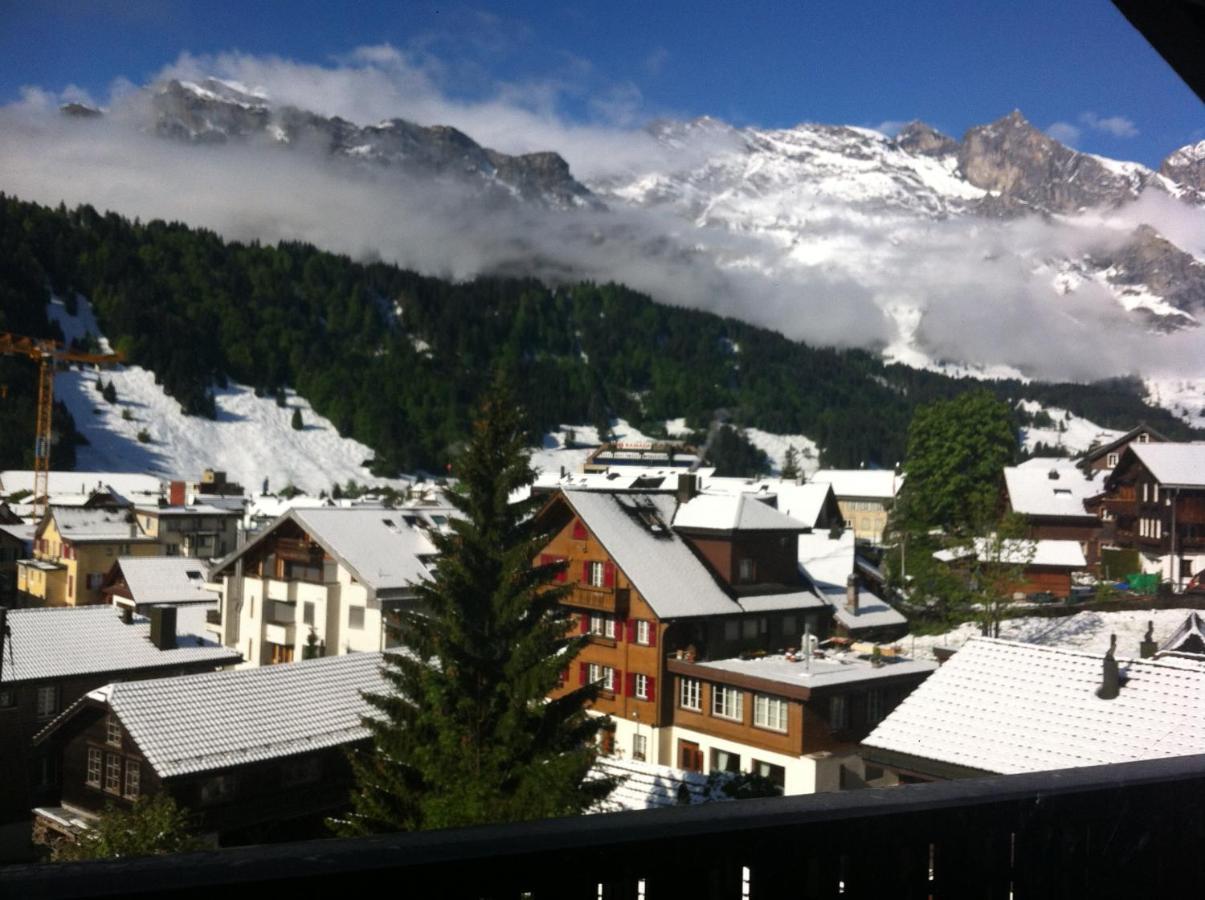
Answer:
[106,715,122,747]
[348,606,365,630]
[283,755,322,787]
[635,619,652,645]
[104,753,122,794]
[303,601,315,626]
[1107,452,1119,467]
[86,748,102,788]
[635,673,650,700]
[123,760,141,799]
[35,685,58,720]
[738,558,755,583]
[753,694,789,733]
[712,685,743,721]
[723,620,739,641]
[711,748,741,773]
[200,774,236,805]
[741,618,759,640]
[0,688,15,709]
[588,614,615,639]
[680,677,702,711]
[1142,483,1149,502]
[866,689,885,725]
[86,573,104,590]
[1153,483,1160,502]
[752,760,786,793]
[781,615,797,639]
[1138,432,1150,443]
[829,695,849,731]
[166,543,180,556]
[587,560,605,588]
[632,733,648,762]
[588,663,615,692]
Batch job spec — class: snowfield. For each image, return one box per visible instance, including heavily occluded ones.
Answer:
[1015,399,1124,455]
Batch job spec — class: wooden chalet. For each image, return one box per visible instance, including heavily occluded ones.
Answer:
[1076,423,1167,474]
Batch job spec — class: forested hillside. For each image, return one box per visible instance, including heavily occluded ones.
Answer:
[0,194,1197,474]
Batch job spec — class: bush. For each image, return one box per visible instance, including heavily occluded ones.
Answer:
[291,408,303,430]
[136,428,151,443]
[121,408,133,421]
[102,381,116,404]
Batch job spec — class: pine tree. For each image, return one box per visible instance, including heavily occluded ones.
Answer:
[102,380,116,404]
[291,408,303,430]
[781,445,800,480]
[334,378,615,835]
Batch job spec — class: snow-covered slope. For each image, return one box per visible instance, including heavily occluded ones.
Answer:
[1015,400,1124,455]
[1144,377,1205,426]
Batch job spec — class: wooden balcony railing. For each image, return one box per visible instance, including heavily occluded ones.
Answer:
[4,753,1205,898]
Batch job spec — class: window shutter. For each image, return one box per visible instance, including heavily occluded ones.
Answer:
[625,618,636,642]
[580,613,590,634]
[556,557,567,582]
[648,624,658,648]
[615,617,625,643]
[579,663,588,685]
[572,520,587,540]
[539,553,551,567]
[647,676,656,703]
[582,560,591,583]
[603,561,615,587]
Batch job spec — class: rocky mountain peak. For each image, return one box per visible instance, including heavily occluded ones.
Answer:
[1161,140,1205,196]
[893,121,957,157]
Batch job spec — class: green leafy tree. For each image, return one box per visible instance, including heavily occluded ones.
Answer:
[334,378,615,835]
[51,795,203,861]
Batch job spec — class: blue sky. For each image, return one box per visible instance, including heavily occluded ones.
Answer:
[2,0,1201,165]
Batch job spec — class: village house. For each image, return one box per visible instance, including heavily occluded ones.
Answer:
[538,477,922,794]
[860,626,1205,782]
[0,471,164,513]
[808,469,902,545]
[1076,423,1168,475]
[798,528,909,640]
[0,604,240,861]
[933,537,1088,600]
[0,523,34,603]
[1092,442,1205,591]
[1004,461,1105,562]
[209,507,445,666]
[31,652,384,852]
[99,556,218,614]
[133,501,242,559]
[16,507,164,607]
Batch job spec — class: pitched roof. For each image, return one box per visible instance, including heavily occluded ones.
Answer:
[672,493,807,532]
[113,556,217,607]
[0,606,240,685]
[863,638,1205,775]
[1129,443,1205,488]
[1077,423,1168,467]
[562,491,737,618]
[0,471,164,500]
[45,506,154,543]
[934,538,1087,568]
[810,469,901,501]
[1157,612,1205,660]
[1004,465,1105,519]
[773,482,836,529]
[64,653,388,778]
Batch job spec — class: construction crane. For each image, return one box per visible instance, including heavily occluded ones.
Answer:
[0,332,123,518]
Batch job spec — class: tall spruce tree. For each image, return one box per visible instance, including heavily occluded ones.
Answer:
[334,378,615,835]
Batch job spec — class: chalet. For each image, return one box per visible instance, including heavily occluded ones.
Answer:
[15,507,165,607]
[933,538,1088,599]
[0,605,240,861]
[100,556,217,613]
[0,523,34,603]
[31,652,385,852]
[209,507,442,666]
[1003,462,1105,561]
[1095,442,1205,590]
[133,502,241,559]
[1076,423,1167,474]
[809,469,901,545]
[861,636,1205,782]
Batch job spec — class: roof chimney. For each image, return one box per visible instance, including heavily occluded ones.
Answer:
[1096,634,1120,700]
[120,604,134,625]
[169,480,186,506]
[149,605,177,651]
[1140,620,1158,659]
[676,473,699,506]
[846,574,859,613]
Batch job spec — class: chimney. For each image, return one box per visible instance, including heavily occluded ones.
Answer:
[1096,634,1120,700]
[846,574,859,614]
[1140,620,1158,659]
[169,480,186,506]
[149,605,177,651]
[120,604,134,625]
[676,473,699,505]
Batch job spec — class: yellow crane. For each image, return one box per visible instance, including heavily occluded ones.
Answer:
[0,332,123,518]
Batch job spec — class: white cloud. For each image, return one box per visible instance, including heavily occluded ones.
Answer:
[1079,111,1139,139]
[1046,121,1081,146]
[872,120,909,137]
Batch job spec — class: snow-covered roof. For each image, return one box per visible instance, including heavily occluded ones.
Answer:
[0,471,163,500]
[592,756,717,811]
[45,506,155,543]
[1157,612,1205,660]
[112,556,217,607]
[830,594,908,630]
[1130,443,1205,488]
[810,469,901,501]
[863,637,1205,775]
[54,653,388,778]
[773,482,835,529]
[672,493,806,532]
[798,529,855,589]
[562,491,737,619]
[934,538,1086,568]
[0,523,35,546]
[1004,466,1104,519]
[0,605,239,685]
[735,590,827,614]
[136,504,240,518]
[694,650,936,691]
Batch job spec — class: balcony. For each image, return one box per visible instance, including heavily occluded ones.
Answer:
[567,586,629,615]
[4,753,1204,897]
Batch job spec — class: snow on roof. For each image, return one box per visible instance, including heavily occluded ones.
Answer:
[1005,466,1105,519]
[0,523,35,545]
[672,493,807,532]
[736,590,827,614]
[934,538,1086,568]
[830,593,908,630]
[46,506,154,542]
[592,756,715,811]
[0,471,163,500]
[1130,443,1205,488]
[137,504,240,517]
[798,529,856,590]
[0,605,239,685]
[864,637,1205,775]
[810,469,901,500]
[1157,612,1205,660]
[286,508,438,592]
[81,652,388,778]
[113,556,217,607]
[695,650,936,691]
[773,482,835,529]
[563,491,737,619]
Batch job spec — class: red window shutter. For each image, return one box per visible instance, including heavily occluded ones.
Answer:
[539,553,551,568]
[615,617,625,643]
[648,624,658,648]
[582,560,591,583]
[625,672,635,697]
[580,613,590,634]
[646,676,656,703]
[603,561,615,588]
[556,557,567,582]
[572,520,587,540]
[625,618,636,642]
[579,663,588,685]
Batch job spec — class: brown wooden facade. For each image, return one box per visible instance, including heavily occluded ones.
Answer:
[1101,448,1205,565]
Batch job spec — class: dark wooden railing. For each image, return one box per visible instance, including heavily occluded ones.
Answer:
[4,753,1205,898]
